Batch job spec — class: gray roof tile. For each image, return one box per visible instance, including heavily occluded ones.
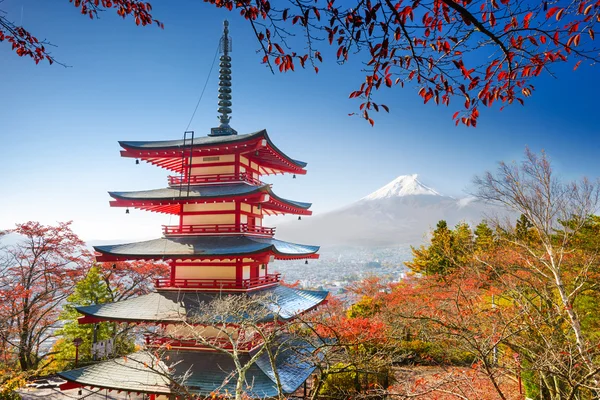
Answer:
[94,236,319,258]
[76,285,328,323]
[109,183,312,210]
[59,340,317,397]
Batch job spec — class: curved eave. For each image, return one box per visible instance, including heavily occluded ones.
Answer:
[94,249,320,263]
[265,187,312,216]
[74,286,328,324]
[261,130,308,171]
[108,185,265,204]
[107,185,312,216]
[93,236,320,263]
[119,129,308,175]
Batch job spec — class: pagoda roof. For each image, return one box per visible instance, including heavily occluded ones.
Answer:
[119,129,307,175]
[108,183,312,215]
[58,339,316,397]
[94,236,319,262]
[75,285,328,323]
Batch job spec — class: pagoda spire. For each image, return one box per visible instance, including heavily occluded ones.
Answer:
[210,20,237,136]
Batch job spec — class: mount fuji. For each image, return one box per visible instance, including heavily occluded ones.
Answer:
[276,174,501,247]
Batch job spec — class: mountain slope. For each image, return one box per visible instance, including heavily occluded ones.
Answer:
[276,174,503,247]
[363,174,440,199]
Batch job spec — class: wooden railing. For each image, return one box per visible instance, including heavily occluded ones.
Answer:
[155,273,281,290]
[145,335,260,351]
[162,223,275,236]
[168,172,264,186]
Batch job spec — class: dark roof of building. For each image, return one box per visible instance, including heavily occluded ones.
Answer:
[58,338,316,397]
[93,236,319,259]
[119,129,307,169]
[75,285,328,323]
[108,183,312,210]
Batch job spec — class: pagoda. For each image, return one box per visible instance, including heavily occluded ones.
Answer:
[58,21,327,399]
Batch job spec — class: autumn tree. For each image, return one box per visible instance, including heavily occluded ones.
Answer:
[474,148,600,399]
[294,296,393,400]
[0,221,92,371]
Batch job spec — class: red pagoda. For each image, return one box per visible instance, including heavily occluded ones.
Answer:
[58,21,327,398]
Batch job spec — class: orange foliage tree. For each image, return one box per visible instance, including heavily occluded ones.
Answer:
[97,260,169,301]
[0,221,92,371]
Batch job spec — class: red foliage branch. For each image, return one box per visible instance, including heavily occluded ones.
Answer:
[202,0,600,126]
[0,221,92,370]
[0,0,162,65]
[98,260,169,301]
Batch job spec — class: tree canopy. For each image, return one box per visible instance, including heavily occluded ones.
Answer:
[2,0,599,126]
[0,221,91,371]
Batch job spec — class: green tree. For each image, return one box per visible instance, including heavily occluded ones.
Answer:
[49,266,135,372]
[474,222,495,252]
[406,221,473,276]
[515,214,534,242]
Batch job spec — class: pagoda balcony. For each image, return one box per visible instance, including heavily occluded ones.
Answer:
[168,172,264,187]
[144,335,260,351]
[155,273,281,291]
[162,223,275,237]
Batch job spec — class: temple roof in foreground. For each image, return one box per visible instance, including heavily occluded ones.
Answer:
[108,183,312,210]
[94,236,319,261]
[59,339,316,397]
[75,285,328,323]
[119,129,307,170]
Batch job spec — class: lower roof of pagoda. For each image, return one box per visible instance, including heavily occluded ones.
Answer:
[108,182,312,215]
[58,339,315,397]
[75,284,328,323]
[93,235,319,262]
[118,129,308,175]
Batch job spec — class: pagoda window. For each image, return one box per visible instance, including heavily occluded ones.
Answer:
[190,164,235,176]
[183,203,236,212]
[240,203,252,213]
[182,213,235,225]
[175,265,236,280]
[165,324,239,341]
[190,154,234,165]
[240,155,249,166]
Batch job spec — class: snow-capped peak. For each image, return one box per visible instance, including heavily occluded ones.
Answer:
[363,174,441,200]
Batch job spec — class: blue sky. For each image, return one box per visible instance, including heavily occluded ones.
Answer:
[1,0,599,241]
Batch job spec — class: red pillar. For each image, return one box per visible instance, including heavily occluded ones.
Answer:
[236,258,243,286]
[170,260,176,286]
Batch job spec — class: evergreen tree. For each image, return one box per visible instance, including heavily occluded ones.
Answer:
[406,220,473,276]
[474,222,495,252]
[515,214,534,242]
[49,266,135,371]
